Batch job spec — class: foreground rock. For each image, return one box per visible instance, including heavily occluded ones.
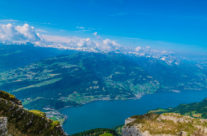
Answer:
[0,90,67,136]
[0,117,8,136]
[122,113,207,136]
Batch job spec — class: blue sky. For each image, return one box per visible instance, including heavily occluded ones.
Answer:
[0,0,206,52]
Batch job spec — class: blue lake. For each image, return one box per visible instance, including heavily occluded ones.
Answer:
[60,90,207,134]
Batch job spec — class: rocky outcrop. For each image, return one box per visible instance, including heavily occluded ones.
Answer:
[122,125,143,136]
[0,90,67,136]
[122,113,207,136]
[0,117,8,136]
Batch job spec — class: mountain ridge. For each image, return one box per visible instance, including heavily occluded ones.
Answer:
[0,90,67,136]
[1,47,207,113]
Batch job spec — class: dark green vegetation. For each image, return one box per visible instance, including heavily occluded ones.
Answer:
[0,44,70,71]
[0,90,66,136]
[1,44,207,113]
[72,128,119,136]
[1,44,207,135]
[0,90,21,105]
[150,98,207,119]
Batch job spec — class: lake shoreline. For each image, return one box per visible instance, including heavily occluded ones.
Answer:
[60,89,207,134]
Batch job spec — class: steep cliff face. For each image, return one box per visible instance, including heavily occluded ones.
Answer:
[122,113,207,136]
[0,90,67,136]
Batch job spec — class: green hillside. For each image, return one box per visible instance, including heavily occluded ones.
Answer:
[72,128,119,136]
[150,98,207,119]
[0,51,207,112]
[0,90,66,136]
[0,44,70,71]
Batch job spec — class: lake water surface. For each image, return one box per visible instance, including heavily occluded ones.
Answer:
[60,90,207,134]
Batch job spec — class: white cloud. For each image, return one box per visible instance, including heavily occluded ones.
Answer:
[161,57,166,61]
[0,23,123,52]
[101,39,120,51]
[0,23,175,59]
[135,46,141,52]
[15,24,40,41]
[41,35,121,52]
[93,32,98,36]
[0,23,40,44]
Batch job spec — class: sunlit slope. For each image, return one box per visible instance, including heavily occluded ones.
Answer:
[150,98,207,119]
[0,90,66,136]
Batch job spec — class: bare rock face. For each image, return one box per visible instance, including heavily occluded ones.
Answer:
[0,117,8,136]
[122,113,207,136]
[122,125,143,136]
[122,117,143,136]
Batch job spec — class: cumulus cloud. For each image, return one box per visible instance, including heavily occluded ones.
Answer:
[100,39,120,51]
[0,23,172,58]
[0,23,123,53]
[41,35,121,52]
[0,23,40,44]
[135,46,141,52]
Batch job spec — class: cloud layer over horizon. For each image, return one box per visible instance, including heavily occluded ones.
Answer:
[0,23,123,53]
[0,23,177,63]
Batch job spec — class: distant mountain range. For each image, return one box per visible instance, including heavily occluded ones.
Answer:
[0,44,207,112]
